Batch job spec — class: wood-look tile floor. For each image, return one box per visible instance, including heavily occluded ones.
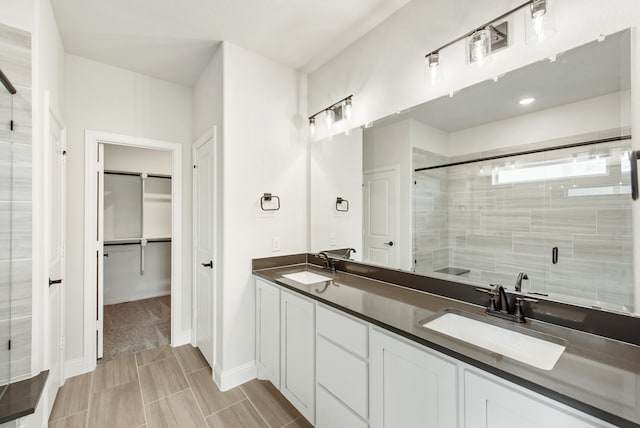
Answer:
[49,345,312,428]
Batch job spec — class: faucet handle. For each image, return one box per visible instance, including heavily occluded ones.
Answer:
[475,288,498,311]
[513,296,537,322]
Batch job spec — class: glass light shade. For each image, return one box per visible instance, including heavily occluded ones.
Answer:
[525,0,556,44]
[425,53,440,85]
[309,117,316,136]
[344,98,353,121]
[325,109,335,130]
[468,29,491,64]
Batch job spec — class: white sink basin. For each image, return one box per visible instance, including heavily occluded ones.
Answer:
[422,312,566,370]
[282,271,332,285]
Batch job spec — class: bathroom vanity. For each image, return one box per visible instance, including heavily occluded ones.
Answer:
[253,254,640,428]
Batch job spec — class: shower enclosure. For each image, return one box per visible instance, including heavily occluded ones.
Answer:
[413,136,634,313]
[0,67,17,399]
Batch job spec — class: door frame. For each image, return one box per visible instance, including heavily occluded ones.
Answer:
[83,130,183,373]
[363,165,401,268]
[191,127,217,366]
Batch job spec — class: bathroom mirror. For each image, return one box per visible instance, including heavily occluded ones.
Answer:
[309,29,636,314]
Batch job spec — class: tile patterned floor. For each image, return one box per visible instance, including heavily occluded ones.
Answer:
[49,345,312,428]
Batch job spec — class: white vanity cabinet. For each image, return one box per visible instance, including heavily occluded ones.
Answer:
[255,279,315,424]
[464,370,615,428]
[255,275,619,428]
[316,305,369,428]
[370,329,458,428]
[280,290,316,424]
[255,278,281,387]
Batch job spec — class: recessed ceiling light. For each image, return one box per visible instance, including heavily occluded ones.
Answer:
[519,97,535,105]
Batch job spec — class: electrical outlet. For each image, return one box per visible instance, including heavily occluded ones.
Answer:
[272,236,281,252]
[329,233,337,246]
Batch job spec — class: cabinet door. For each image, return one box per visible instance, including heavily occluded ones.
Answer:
[256,279,280,388]
[464,371,611,428]
[281,290,315,424]
[370,330,458,428]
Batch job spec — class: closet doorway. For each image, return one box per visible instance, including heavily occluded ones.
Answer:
[84,131,183,369]
[100,144,172,360]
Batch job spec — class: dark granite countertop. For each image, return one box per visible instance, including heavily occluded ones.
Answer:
[254,262,640,428]
[0,370,48,424]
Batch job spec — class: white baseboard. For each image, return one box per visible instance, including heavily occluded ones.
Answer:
[214,361,257,392]
[64,357,92,380]
[171,329,191,347]
[104,290,171,306]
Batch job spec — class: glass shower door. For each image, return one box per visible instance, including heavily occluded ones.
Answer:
[0,87,13,395]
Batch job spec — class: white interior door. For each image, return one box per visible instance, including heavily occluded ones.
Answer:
[363,168,398,268]
[96,143,105,359]
[45,106,66,413]
[193,133,215,367]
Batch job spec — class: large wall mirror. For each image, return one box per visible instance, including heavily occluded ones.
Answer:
[310,28,636,315]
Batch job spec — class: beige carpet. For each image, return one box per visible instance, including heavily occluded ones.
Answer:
[102,295,171,362]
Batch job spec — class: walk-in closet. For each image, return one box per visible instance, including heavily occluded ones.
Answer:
[101,144,172,361]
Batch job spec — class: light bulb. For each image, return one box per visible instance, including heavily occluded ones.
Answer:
[426,53,440,85]
[325,109,335,130]
[468,29,491,64]
[309,117,316,136]
[344,98,352,121]
[526,0,555,44]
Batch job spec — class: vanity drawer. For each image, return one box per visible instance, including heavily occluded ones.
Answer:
[316,385,368,428]
[317,304,368,358]
[317,335,368,419]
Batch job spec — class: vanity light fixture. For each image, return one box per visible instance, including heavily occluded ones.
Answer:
[424,0,557,82]
[308,94,354,136]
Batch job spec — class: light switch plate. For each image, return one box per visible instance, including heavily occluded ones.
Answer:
[329,233,337,246]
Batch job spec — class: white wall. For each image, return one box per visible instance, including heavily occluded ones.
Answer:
[104,145,172,175]
[363,120,412,270]
[448,90,632,157]
[31,0,65,380]
[310,129,363,256]
[193,46,223,140]
[410,119,448,157]
[218,41,307,384]
[308,0,640,141]
[64,54,192,362]
[191,45,224,370]
[0,0,34,31]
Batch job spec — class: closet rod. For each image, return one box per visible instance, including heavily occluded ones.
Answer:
[104,238,172,246]
[104,169,171,179]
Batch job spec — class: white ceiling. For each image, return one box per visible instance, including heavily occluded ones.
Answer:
[51,0,412,86]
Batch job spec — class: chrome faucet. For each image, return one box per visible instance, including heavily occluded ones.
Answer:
[515,272,528,292]
[317,252,336,272]
[344,248,357,259]
[494,284,511,314]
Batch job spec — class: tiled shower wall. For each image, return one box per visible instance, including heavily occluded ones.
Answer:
[0,23,32,382]
[412,139,634,312]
